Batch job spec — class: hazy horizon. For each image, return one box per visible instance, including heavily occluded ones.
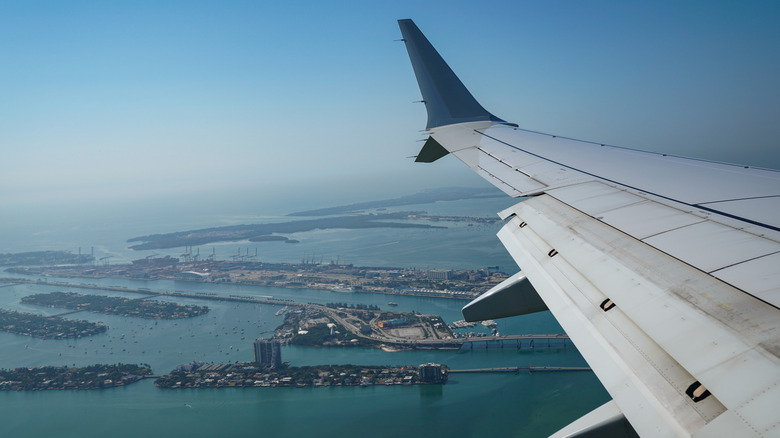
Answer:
[3,1,779,213]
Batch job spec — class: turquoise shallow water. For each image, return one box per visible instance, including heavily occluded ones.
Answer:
[0,193,610,437]
[2,372,606,438]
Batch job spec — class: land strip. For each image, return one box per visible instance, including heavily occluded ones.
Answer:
[0,308,107,339]
[287,186,504,216]
[9,258,507,300]
[0,364,152,390]
[126,213,449,250]
[155,362,447,388]
[21,292,209,319]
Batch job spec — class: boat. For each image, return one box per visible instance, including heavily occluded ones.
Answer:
[387,302,398,306]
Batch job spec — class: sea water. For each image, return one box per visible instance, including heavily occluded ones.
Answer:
[0,190,609,437]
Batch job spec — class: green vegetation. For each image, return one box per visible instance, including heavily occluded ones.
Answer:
[21,292,209,319]
[0,309,107,339]
[0,363,152,390]
[290,324,366,347]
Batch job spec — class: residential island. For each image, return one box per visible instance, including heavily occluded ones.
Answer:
[21,292,209,319]
[0,363,152,390]
[155,362,448,389]
[0,309,107,339]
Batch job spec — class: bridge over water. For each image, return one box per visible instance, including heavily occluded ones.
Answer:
[449,365,590,373]
[407,334,570,350]
[9,278,571,350]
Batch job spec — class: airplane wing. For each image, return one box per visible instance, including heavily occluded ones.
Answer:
[398,19,780,438]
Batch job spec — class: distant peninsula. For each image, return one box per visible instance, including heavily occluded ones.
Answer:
[126,187,503,250]
[287,186,503,216]
[127,212,445,250]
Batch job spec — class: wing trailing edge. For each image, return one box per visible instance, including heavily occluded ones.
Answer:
[549,401,639,438]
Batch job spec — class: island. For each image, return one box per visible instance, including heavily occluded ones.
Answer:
[8,258,508,300]
[155,362,447,388]
[0,309,107,339]
[0,363,152,390]
[21,292,209,319]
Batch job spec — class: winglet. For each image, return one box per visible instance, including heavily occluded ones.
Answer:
[398,19,504,130]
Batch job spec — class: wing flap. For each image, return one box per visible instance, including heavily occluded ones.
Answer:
[497,198,727,435]
[496,195,779,436]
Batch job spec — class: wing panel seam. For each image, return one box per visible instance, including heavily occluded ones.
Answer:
[475,130,780,234]
[707,250,780,275]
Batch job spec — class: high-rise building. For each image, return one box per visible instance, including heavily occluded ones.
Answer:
[418,363,447,384]
[253,339,282,369]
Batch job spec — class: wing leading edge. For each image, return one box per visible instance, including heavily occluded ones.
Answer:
[397,19,780,438]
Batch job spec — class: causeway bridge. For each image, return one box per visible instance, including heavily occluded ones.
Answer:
[6,278,571,350]
[449,365,590,373]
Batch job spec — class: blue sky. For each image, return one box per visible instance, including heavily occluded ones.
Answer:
[2,1,779,207]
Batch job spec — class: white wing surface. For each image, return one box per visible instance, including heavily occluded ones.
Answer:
[398,19,779,438]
